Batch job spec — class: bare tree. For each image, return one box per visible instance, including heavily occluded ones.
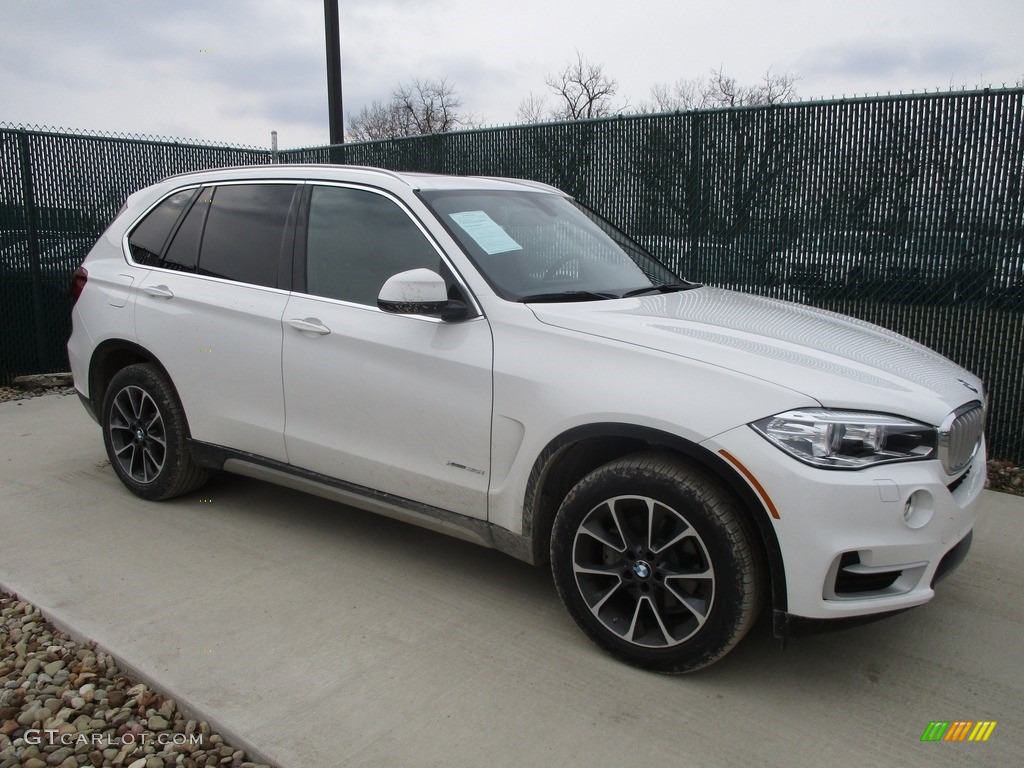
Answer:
[517,53,624,122]
[703,66,799,106]
[546,53,622,119]
[347,100,402,141]
[641,66,800,113]
[752,66,800,104]
[348,77,476,141]
[515,92,550,124]
[643,78,703,112]
[701,68,746,108]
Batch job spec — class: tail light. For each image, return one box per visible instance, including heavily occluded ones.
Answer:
[70,266,88,306]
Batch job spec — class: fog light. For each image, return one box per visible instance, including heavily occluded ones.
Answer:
[902,490,934,529]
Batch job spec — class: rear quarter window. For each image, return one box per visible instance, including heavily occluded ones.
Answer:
[161,186,213,273]
[127,189,197,266]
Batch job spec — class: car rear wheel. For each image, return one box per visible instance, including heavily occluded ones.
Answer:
[550,453,762,673]
[102,363,208,500]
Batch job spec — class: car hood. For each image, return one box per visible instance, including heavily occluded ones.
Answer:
[528,287,985,424]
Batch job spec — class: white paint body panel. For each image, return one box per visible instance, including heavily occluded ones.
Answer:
[281,294,492,519]
[67,164,988,625]
[480,298,809,534]
[133,269,290,462]
[527,288,983,427]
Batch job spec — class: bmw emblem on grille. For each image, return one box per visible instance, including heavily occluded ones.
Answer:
[958,378,980,394]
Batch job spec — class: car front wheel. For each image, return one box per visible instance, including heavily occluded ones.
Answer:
[550,453,762,673]
[101,363,208,501]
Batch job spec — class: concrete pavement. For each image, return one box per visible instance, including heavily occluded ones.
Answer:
[1,392,1021,767]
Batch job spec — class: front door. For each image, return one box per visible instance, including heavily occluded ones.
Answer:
[281,184,492,519]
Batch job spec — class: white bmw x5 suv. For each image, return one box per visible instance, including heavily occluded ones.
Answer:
[68,165,987,672]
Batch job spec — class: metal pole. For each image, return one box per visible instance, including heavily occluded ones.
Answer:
[324,0,344,144]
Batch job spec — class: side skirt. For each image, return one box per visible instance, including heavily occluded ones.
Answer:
[188,440,534,564]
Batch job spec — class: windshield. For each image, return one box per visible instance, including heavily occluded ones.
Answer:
[420,189,687,301]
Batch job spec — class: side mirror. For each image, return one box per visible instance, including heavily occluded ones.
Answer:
[377,268,471,321]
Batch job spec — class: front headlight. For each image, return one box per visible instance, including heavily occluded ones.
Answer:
[751,409,937,469]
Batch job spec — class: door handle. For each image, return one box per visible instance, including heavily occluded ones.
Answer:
[287,317,331,336]
[143,285,173,299]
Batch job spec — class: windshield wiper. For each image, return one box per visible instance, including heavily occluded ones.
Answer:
[621,282,702,298]
[518,290,620,303]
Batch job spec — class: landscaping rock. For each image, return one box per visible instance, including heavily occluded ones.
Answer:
[0,590,275,768]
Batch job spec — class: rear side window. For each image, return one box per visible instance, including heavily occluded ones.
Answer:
[128,189,197,266]
[162,186,212,273]
[198,184,296,288]
[305,185,440,305]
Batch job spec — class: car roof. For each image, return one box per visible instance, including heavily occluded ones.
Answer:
[157,164,565,195]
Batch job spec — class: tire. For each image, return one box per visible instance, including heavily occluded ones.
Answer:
[101,363,208,501]
[550,453,762,673]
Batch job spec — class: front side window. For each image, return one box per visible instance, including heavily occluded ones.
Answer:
[421,190,683,301]
[198,184,297,288]
[305,185,442,306]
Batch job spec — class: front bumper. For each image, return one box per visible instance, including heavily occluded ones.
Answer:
[772,531,973,636]
[705,424,986,621]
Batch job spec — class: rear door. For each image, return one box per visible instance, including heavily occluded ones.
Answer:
[281,183,493,519]
[133,182,298,461]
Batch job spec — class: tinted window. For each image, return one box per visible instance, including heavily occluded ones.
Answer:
[161,186,213,272]
[128,189,197,266]
[306,186,440,305]
[198,184,296,288]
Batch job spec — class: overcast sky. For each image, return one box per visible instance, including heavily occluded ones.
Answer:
[1,0,1021,149]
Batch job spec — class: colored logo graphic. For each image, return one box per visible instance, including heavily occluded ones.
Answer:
[920,721,997,742]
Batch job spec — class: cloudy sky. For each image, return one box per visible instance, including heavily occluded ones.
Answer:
[1,0,1021,149]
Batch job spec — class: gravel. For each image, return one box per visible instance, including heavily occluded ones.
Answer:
[0,386,76,404]
[0,591,274,768]
[986,458,1024,496]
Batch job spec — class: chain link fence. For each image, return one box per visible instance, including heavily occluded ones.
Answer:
[2,89,1022,460]
[0,125,269,382]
